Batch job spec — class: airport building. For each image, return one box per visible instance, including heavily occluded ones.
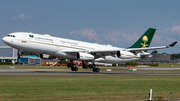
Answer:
[17,55,41,65]
[0,46,17,63]
[0,46,58,65]
[137,53,179,63]
[17,55,58,65]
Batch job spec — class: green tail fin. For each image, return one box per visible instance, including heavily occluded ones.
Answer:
[129,28,156,49]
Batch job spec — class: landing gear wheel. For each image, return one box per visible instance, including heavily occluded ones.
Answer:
[96,68,100,73]
[89,64,92,69]
[71,67,78,71]
[92,64,95,68]
[71,67,75,71]
[92,68,100,73]
[74,67,78,71]
[71,64,74,67]
[83,64,88,69]
[67,63,71,68]
[92,68,96,72]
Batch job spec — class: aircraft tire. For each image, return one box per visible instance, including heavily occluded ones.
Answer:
[92,68,100,73]
[83,64,85,69]
[83,64,88,69]
[71,67,75,71]
[96,68,100,73]
[71,64,74,68]
[67,63,71,67]
[89,64,92,69]
[74,67,78,71]
[92,64,95,68]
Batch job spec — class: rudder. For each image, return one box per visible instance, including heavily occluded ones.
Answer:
[129,28,156,48]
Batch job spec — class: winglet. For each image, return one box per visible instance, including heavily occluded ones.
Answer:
[169,41,177,47]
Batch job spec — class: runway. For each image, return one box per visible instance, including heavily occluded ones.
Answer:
[0,68,180,76]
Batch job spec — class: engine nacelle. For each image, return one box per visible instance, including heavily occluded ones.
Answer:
[119,51,135,59]
[39,54,56,59]
[116,50,121,58]
[75,53,80,59]
[75,52,94,61]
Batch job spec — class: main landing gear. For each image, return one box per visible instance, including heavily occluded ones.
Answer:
[82,61,100,73]
[67,60,78,71]
[71,66,78,71]
[67,60,100,73]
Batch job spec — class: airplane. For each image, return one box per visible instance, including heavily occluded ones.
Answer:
[2,28,177,72]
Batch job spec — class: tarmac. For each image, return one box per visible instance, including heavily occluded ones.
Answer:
[0,68,180,76]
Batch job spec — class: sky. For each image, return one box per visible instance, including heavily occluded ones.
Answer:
[0,0,180,53]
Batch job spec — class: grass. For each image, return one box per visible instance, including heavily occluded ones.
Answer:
[0,76,179,101]
[158,63,180,68]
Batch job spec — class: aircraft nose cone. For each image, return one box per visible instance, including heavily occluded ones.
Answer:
[2,36,14,47]
[2,37,9,45]
[2,37,6,42]
[2,37,7,42]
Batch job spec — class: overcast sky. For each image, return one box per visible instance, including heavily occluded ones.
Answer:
[0,0,180,53]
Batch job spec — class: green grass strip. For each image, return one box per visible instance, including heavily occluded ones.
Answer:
[0,76,179,101]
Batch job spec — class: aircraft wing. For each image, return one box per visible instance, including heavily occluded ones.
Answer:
[61,49,120,58]
[61,50,87,53]
[126,41,177,51]
[61,41,177,58]
[88,50,119,57]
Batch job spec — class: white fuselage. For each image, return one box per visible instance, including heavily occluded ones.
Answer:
[2,32,140,63]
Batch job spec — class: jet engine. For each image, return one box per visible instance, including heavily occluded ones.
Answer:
[75,52,94,61]
[119,51,135,59]
[75,53,80,59]
[116,50,121,58]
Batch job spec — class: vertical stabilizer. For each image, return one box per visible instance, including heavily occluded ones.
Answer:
[129,28,156,49]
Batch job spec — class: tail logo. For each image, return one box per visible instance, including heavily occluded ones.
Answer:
[141,36,148,48]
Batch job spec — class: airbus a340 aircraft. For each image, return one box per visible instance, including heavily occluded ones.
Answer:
[2,28,177,72]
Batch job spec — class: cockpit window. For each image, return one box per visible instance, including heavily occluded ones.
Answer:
[29,35,34,38]
[7,35,15,37]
